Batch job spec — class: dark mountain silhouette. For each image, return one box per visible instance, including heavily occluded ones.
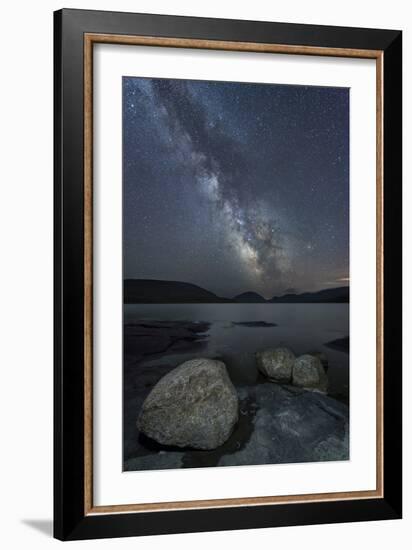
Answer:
[124,279,229,304]
[270,286,349,303]
[233,292,266,303]
[124,279,349,304]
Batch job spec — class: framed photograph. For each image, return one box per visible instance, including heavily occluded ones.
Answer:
[54,9,402,540]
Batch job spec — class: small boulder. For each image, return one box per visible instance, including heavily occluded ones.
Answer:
[137,358,238,450]
[256,347,295,382]
[308,351,329,371]
[292,354,328,392]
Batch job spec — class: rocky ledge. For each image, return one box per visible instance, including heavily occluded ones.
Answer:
[125,381,348,471]
[125,349,348,471]
[218,384,348,466]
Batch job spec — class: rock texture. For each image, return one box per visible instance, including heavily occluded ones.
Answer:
[137,358,238,450]
[126,383,349,471]
[292,354,328,392]
[256,347,295,382]
[308,351,328,369]
[218,384,348,466]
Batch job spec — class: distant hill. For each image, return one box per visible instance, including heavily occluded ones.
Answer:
[124,279,229,304]
[270,286,349,303]
[233,292,266,303]
[124,279,349,304]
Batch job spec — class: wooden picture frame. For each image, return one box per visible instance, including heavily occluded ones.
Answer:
[54,8,402,540]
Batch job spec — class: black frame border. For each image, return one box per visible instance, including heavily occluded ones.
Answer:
[54,8,402,541]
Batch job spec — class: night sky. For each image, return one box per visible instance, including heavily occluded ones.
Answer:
[123,77,349,299]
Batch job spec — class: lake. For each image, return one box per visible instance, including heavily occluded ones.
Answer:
[124,303,349,402]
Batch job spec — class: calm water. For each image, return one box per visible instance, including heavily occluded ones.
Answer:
[124,303,349,401]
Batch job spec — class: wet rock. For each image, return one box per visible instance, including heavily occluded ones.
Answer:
[124,321,210,361]
[292,354,328,392]
[218,384,348,466]
[233,321,277,328]
[124,452,183,471]
[137,358,238,450]
[255,347,295,382]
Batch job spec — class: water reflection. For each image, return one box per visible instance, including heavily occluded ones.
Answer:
[124,303,349,400]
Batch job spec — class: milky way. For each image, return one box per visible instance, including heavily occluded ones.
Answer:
[123,77,349,299]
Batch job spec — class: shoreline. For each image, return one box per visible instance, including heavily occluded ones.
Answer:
[123,320,349,472]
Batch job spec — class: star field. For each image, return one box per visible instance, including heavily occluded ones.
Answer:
[123,77,349,299]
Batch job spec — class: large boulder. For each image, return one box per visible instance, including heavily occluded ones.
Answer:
[292,354,328,392]
[137,358,238,450]
[255,347,295,382]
